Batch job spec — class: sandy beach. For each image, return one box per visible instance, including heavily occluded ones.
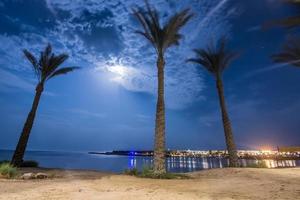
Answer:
[0,168,299,200]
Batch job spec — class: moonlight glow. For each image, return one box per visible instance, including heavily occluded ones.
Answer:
[106,65,136,84]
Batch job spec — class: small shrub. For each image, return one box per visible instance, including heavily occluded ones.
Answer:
[20,160,39,168]
[124,165,190,179]
[247,161,268,168]
[124,168,139,176]
[142,172,190,179]
[0,163,18,178]
[140,165,154,177]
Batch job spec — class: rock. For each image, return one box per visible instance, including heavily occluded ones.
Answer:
[21,173,35,180]
[35,173,48,179]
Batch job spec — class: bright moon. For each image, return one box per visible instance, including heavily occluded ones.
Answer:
[108,65,128,77]
[106,65,135,84]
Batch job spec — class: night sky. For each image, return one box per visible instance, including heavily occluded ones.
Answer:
[0,0,299,152]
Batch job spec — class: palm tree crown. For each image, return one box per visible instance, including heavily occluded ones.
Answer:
[132,0,193,56]
[187,37,238,78]
[23,44,79,84]
[272,37,300,67]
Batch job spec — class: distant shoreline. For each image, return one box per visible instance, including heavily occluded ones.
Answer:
[88,150,300,160]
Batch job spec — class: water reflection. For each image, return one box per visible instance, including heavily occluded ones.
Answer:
[1,150,298,173]
[128,156,300,173]
[128,155,136,169]
[263,159,297,168]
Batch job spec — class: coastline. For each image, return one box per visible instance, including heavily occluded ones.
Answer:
[1,167,299,200]
[89,150,300,160]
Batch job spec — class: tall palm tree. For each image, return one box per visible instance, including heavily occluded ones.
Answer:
[272,37,300,67]
[11,44,79,167]
[187,37,239,167]
[132,0,193,174]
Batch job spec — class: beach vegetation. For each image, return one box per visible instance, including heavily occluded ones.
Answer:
[247,161,268,168]
[124,166,190,179]
[124,167,139,176]
[0,163,18,178]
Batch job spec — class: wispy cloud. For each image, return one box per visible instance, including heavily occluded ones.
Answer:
[190,0,229,41]
[136,114,152,123]
[67,108,106,118]
[244,59,300,78]
[0,68,56,96]
[246,25,261,32]
[0,68,34,92]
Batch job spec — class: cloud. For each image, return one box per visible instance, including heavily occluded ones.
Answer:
[0,0,239,109]
[67,108,106,119]
[246,25,261,32]
[189,0,230,41]
[0,68,34,92]
[0,68,57,96]
[244,59,300,78]
[136,114,152,123]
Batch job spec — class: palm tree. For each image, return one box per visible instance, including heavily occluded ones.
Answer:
[265,0,300,29]
[187,37,239,167]
[132,0,193,174]
[11,44,79,167]
[272,37,300,67]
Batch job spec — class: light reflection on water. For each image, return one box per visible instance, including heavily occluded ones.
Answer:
[262,159,297,168]
[128,156,300,173]
[0,150,299,173]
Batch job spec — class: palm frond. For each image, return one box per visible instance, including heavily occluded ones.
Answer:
[22,43,77,83]
[44,43,52,58]
[132,3,161,53]
[39,44,53,78]
[47,67,80,80]
[187,37,238,77]
[23,49,40,80]
[144,0,160,38]
[135,30,155,47]
[272,37,300,67]
[264,0,300,29]
[163,8,193,50]
[264,16,300,29]
[42,53,69,80]
[132,0,192,55]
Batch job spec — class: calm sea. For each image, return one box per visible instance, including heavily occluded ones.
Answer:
[1,150,299,173]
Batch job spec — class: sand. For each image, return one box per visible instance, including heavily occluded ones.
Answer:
[0,168,299,200]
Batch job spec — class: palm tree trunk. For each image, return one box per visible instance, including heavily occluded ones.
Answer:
[11,83,44,167]
[153,53,166,174]
[216,76,238,167]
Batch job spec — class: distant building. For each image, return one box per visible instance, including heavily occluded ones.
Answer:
[278,146,300,153]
